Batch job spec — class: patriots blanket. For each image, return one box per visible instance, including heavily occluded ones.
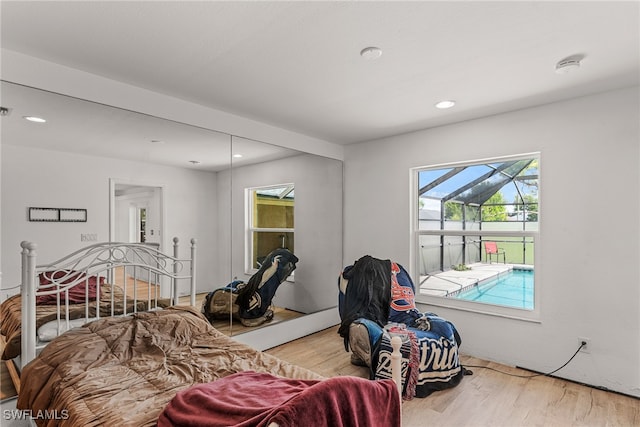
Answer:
[376,317,463,398]
[376,261,464,397]
[338,256,464,398]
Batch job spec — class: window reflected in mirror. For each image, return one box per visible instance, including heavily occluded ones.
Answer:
[247,184,295,272]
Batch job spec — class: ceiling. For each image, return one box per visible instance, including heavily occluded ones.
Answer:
[1,1,638,150]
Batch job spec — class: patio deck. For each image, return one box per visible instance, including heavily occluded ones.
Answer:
[418,263,514,297]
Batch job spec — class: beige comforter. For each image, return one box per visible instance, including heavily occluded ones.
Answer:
[0,285,170,359]
[17,306,322,427]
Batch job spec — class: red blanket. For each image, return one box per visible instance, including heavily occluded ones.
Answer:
[158,371,401,427]
[35,270,104,305]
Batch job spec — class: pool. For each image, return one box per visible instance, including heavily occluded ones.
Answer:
[453,269,534,309]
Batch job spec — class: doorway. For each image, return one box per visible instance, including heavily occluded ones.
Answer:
[109,179,164,248]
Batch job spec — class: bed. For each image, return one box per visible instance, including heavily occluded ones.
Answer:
[1,238,196,369]
[8,240,404,426]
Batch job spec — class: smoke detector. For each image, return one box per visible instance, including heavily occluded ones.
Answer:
[360,46,382,60]
[555,55,583,74]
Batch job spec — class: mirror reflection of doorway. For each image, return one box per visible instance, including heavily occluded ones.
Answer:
[111,182,163,246]
[110,180,165,299]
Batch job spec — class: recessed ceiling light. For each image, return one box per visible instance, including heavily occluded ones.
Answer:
[188,160,201,165]
[360,46,382,60]
[232,153,243,158]
[23,116,46,123]
[435,100,456,109]
[150,139,165,144]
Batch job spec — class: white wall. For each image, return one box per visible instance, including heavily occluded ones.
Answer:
[343,87,640,397]
[1,145,221,297]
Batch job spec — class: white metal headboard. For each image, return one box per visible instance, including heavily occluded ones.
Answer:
[20,237,197,368]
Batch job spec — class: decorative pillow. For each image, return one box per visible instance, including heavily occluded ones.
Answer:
[36,271,105,305]
[37,317,96,342]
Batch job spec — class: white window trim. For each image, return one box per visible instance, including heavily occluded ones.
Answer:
[409,153,541,322]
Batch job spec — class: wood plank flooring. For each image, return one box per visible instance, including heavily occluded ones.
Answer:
[266,326,640,427]
[0,336,18,400]
[205,305,304,336]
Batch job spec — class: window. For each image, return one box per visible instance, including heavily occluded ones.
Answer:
[411,154,539,315]
[246,184,294,272]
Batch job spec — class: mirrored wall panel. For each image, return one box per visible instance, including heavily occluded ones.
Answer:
[1,80,343,336]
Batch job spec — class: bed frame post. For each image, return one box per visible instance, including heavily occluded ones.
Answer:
[21,241,37,369]
[390,336,403,404]
[190,238,197,307]
[172,237,179,305]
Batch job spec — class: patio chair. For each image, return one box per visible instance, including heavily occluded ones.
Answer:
[484,241,506,264]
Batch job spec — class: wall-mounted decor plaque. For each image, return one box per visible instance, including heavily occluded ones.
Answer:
[29,207,87,222]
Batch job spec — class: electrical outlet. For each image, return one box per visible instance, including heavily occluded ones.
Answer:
[578,337,590,353]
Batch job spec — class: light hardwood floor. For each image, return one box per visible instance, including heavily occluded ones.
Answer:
[0,336,18,400]
[266,326,640,427]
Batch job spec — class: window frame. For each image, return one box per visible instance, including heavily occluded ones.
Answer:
[409,153,541,321]
[245,183,295,276]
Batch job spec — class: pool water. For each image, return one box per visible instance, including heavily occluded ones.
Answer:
[455,269,534,310]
